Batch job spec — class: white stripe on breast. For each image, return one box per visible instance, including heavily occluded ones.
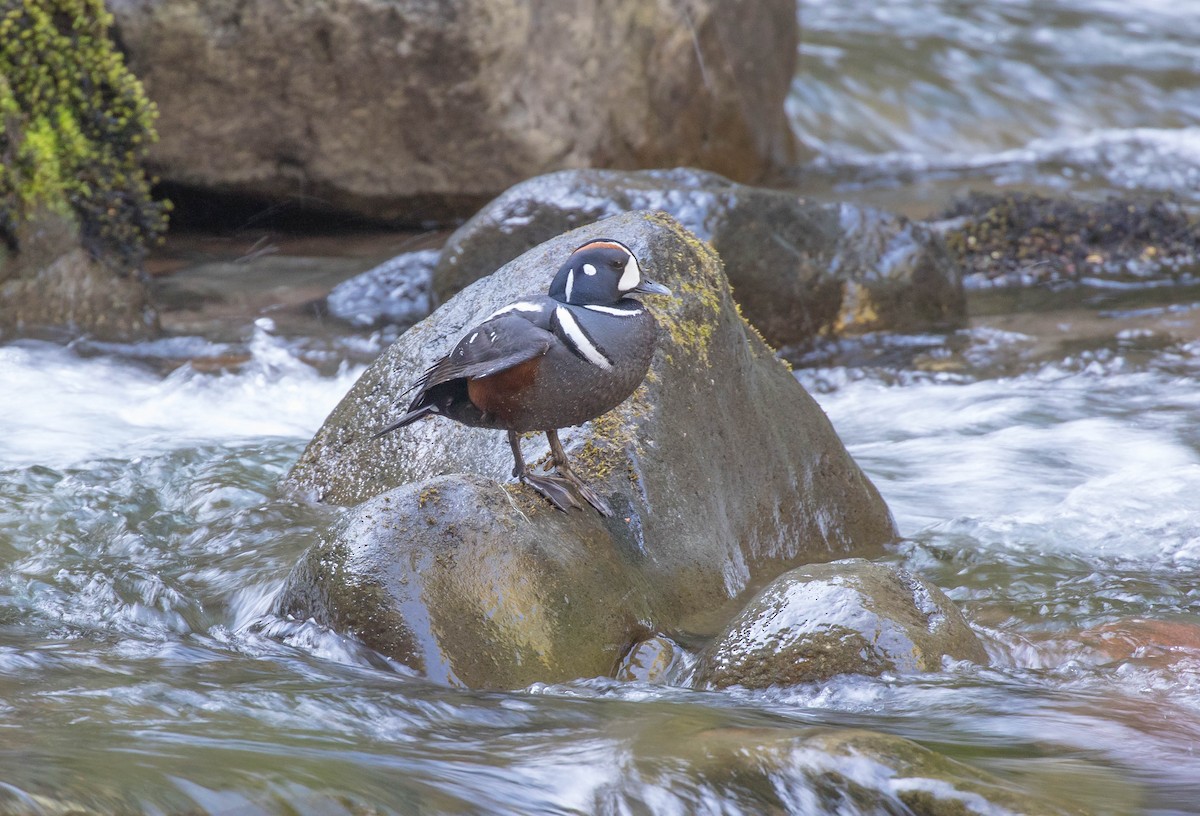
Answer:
[555,306,612,370]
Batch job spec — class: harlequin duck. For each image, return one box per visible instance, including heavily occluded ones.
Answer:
[373,239,672,516]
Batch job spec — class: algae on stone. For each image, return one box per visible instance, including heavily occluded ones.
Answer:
[0,0,168,273]
[0,0,168,338]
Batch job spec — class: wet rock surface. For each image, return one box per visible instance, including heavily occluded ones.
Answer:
[692,559,987,689]
[279,211,897,687]
[432,168,965,349]
[110,0,798,223]
[0,213,158,341]
[280,474,654,688]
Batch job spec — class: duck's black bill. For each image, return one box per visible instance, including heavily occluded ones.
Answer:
[633,279,672,297]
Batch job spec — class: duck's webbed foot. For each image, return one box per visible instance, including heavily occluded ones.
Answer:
[545,430,613,517]
[520,472,585,513]
[508,430,584,513]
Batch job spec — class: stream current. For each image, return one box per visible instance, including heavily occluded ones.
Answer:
[4,0,1200,812]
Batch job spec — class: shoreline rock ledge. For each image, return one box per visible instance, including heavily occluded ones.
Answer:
[278,211,897,688]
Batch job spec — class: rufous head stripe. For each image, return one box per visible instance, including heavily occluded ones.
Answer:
[573,239,632,254]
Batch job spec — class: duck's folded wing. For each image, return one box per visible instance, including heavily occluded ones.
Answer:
[416,314,554,391]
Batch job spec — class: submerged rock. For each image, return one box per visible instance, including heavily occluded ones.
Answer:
[692,559,987,689]
[432,168,964,349]
[111,0,798,223]
[324,249,437,329]
[615,724,1088,816]
[279,211,897,687]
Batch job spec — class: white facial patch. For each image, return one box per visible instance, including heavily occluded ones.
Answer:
[583,304,643,317]
[582,263,598,276]
[617,252,641,292]
[487,301,544,320]
[565,269,575,303]
[555,306,612,370]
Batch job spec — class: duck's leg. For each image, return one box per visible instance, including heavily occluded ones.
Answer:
[507,430,582,512]
[546,429,613,517]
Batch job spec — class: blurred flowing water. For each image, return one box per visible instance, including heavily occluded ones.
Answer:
[791,0,1200,215]
[3,0,1200,813]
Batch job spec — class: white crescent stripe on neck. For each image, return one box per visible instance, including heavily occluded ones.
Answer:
[565,269,575,303]
[555,306,612,370]
[583,304,643,317]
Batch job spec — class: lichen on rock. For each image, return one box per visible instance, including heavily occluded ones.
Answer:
[937,191,1200,289]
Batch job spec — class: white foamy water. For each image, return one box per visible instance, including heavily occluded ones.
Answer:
[0,327,363,471]
[802,354,1200,567]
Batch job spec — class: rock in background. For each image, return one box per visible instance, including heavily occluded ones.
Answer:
[109,0,799,223]
[611,723,1086,816]
[278,211,899,687]
[431,169,965,349]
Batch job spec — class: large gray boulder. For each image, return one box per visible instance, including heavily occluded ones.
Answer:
[692,559,988,689]
[432,169,965,349]
[110,0,799,222]
[278,211,898,687]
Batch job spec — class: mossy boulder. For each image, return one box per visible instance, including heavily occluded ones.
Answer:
[692,559,987,689]
[278,211,898,687]
[432,168,965,349]
[0,0,168,338]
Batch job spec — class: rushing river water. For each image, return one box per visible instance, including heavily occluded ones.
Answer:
[791,0,1200,215]
[4,0,1200,813]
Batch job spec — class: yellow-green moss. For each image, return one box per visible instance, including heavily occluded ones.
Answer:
[0,0,169,270]
[571,381,656,493]
[645,215,726,368]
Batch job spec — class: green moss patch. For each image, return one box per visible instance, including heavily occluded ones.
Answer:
[0,0,168,272]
